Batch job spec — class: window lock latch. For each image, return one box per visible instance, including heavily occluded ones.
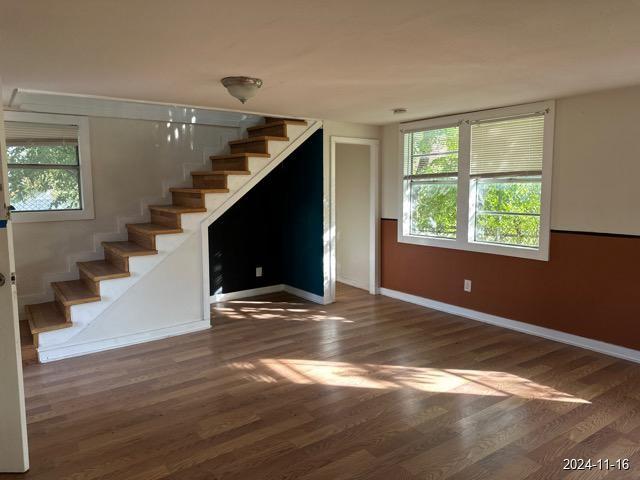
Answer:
[5,205,15,220]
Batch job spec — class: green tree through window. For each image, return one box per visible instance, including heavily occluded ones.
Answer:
[7,145,81,211]
[405,126,458,238]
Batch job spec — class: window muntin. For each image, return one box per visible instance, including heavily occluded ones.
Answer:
[5,121,82,212]
[399,102,553,260]
[404,126,459,238]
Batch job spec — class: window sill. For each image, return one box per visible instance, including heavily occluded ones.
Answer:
[11,208,95,224]
[397,232,549,261]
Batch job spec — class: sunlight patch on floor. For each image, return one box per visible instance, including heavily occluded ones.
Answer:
[213,301,352,323]
[245,359,590,403]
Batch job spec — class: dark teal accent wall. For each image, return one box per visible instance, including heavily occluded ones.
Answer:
[208,130,324,297]
[279,131,325,296]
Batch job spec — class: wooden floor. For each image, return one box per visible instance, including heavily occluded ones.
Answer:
[8,283,640,479]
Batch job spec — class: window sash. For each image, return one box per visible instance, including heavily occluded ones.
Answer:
[407,177,458,239]
[404,172,459,181]
[470,173,542,248]
[8,164,80,171]
[470,114,545,176]
[404,126,460,177]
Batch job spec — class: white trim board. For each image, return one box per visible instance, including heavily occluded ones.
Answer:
[283,284,329,305]
[337,276,369,292]
[37,319,211,363]
[8,89,263,128]
[210,284,328,305]
[379,287,640,364]
[210,285,285,303]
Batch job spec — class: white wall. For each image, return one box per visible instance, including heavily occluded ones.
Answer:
[551,86,640,234]
[12,116,238,311]
[381,124,400,220]
[380,84,640,235]
[323,120,381,162]
[335,143,370,290]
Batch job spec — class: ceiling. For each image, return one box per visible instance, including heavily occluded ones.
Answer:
[2,0,640,125]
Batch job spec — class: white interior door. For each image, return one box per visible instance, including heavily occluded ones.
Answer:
[0,82,30,473]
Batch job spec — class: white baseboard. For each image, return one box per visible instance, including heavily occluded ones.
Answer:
[210,284,329,305]
[283,284,330,305]
[379,287,640,364]
[337,276,369,291]
[37,320,211,363]
[210,285,285,303]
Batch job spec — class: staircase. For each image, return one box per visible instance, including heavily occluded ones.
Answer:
[21,117,313,364]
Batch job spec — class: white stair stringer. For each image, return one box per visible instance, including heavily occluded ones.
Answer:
[36,119,322,362]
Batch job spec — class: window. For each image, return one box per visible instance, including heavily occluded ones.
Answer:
[399,102,554,260]
[3,112,93,222]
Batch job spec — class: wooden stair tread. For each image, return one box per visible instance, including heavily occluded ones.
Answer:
[26,302,71,334]
[169,187,229,194]
[149,205,207,214]
[248,119,307,131]
[191,170,251,176]
[210,153,270,160]
[127,223,183,235]
[52,280,101,306]
[103,241,158,257]
[228,135,288,145]
[78,260,130,281]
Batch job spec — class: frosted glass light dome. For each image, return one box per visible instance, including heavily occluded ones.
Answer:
[221,76,263,104]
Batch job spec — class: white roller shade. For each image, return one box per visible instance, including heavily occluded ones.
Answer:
[470,114,544,177]
[5,121,78,145]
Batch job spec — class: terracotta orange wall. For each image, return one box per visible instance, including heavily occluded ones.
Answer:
[381,218,640,351]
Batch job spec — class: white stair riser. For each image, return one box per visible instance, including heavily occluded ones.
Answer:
[262,140,289,158]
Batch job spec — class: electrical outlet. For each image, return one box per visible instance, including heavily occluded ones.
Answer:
[256,266,263,277]
[464,279,472,292]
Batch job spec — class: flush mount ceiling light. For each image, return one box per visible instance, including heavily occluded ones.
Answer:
[221,76,263,104]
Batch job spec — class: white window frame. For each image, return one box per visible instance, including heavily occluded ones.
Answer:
[4,111,94,223]
[398,100,554,261]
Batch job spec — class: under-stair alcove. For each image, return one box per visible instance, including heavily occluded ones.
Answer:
[208,129,324,303]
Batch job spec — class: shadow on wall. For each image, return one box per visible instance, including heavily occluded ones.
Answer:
[209,130,324,297]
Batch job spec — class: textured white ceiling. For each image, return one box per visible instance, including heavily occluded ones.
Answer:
[2,0,640,125]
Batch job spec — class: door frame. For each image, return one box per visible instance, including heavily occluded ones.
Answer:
[329,136,380,300]
[0,80,30,473]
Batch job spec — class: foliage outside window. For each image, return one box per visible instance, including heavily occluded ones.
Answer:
[400,102,553,260]
[404,127,459,238]
[5,121,82,212]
